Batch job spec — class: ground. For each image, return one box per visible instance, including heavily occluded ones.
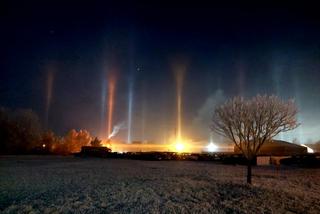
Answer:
[0,156,319,214]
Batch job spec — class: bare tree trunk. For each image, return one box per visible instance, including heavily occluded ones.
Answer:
[247,161,252,184]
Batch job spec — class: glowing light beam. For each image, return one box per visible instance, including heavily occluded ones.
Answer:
[107,75,116,138]
[127,80,133,144]
[45,69,54,130]
[174,63,186,144]
[100,78,107,138]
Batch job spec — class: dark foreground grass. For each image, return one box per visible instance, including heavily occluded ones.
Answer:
[0,156,319,213]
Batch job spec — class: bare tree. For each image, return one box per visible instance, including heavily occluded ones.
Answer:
[211,95,298,184]
[90,137,102,147]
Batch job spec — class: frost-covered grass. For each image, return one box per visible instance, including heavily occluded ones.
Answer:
[0,156,319,213]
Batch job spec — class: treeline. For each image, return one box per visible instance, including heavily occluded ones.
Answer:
[0,107,102,155]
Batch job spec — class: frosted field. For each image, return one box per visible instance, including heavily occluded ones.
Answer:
[0,156,320,213]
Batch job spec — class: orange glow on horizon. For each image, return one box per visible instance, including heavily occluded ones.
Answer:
[101,139,232,154]
[175,142,184,152]
[171,137,191,153]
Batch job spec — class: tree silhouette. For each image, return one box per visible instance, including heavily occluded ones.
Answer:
[211,95,298,184]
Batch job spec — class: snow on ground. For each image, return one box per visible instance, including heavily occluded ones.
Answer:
[0,156,319,213]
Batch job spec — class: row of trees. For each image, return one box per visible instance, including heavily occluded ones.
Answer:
[0,107,102,155]
[41,130,102,154]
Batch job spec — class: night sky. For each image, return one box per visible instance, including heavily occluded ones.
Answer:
[2,2,320,144]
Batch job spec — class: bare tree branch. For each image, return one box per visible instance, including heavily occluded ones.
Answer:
[211,95,299,160]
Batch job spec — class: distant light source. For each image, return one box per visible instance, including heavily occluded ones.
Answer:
[207,142,218,152]
[175,143,185,152]
[42,144,46,148]
[301,144,314,153]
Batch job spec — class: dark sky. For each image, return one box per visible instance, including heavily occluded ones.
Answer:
[2,1,320,144]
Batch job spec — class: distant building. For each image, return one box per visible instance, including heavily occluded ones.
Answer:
[234,140,307,156]
[258,140,307,156]
[234,140,308,165]
[78,146,112,157]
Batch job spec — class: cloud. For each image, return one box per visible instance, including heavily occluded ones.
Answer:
[193,89,226,139]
